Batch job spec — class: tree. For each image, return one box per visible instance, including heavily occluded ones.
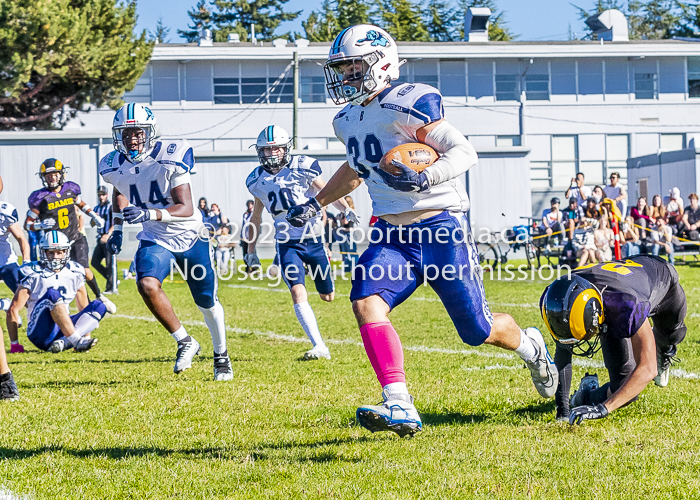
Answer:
[212,0,301,42]
[675,2,700,37]
[178,0,215,42]
[150,17,171,43]
[375,0,430,41]
[425,0,461,41]
[573,0,685,40]
[300,0,372,42]
[459,0,515,41]
[0,0,152,130]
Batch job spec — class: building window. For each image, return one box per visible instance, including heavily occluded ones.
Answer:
[214,78,240,104]
[688,57,700,97]
[660,133,685,151]
[495,74,519,101]
[269,73,293,103]
[552,135,578,187]
[525,74,549,100]
[606,134,629,181]
[439,60,466,97]
[124,71,151,103]
[300,76,326,102]
[496,135,521,147]
[241,77,268,103]
[634,73,657,99]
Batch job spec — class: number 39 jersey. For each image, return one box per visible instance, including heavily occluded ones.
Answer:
[27,182,82,241]
[99,140,202,252]
[246,155,323,241]
[18,261,86,330]
[333,83,470,217]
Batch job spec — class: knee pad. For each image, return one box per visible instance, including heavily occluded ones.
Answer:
[87,300,108,320]
[193,290,216,309]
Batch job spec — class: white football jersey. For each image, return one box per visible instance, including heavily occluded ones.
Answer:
[19,261,86,331]
[246,155,324,241]
[99,140,202,252]
[333,83,470,217]
[0,201,19,267]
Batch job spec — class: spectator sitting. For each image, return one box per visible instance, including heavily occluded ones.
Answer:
[665,187,684,233]
[540,197,563,245]
[603,171,628,217]
[209,203,228,232]
[631,197,653,240]
[584,197,600,219]
[679,192,700,242]
[562,197,584,240]
[565,172,592,206]
[592,185,605,208]
[594,215,615,262]
[337,196,358,273]
[215,226,236,275]
[621,216,641,258]
[573,217,598,267]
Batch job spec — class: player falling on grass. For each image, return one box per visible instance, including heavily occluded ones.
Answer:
[287,25,558,437]
[100,103,232,381]
[245,125,357,360]
[541,255,687,424]
[0,200,31,353]
[24,159,117,317]
[6,231,106,354]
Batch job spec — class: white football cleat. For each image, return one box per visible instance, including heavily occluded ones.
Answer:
[303,345,331,360]
[569,372,599,408]
[523,327,559,398]
[174,337,201,374]
[99,295,117,314]
[49,339,67,353]
[654,345,678,388]
[356,390,422,437]
[74,337,99,353]
[213,351,233,381]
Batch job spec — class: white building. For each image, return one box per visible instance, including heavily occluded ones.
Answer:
[3,11,700,248]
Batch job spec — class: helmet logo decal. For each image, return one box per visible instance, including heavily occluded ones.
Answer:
[356,30,390,47]
[144,107,154,120]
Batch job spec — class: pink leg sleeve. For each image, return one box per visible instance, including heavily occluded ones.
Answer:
[360,322,406,386]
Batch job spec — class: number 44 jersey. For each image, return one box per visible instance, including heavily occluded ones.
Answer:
[246,155,324,241]
[99,140,202,252]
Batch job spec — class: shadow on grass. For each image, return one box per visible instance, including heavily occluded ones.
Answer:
[510,399,557,416]
[420,411,491,426]
[10,357,174,365]
[17,380,125,389]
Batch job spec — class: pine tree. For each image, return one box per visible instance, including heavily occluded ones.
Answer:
[336,0,372,28]
[300,0,371,42]
[0,0,152,130]
[212,0,301,42]
[573,0,684,40]
[376,0,430,41]
[150,17,171,43]
[178,0,215,42]
[425,0,461,41]
[459,0,514,41]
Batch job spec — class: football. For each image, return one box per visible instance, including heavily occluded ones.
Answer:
[378,142,439,176]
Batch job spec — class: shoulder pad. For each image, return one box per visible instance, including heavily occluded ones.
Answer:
[246,166,263,188]
[63,181,81,195]
[294,156,322,177]
[27,189,50,209]
[0,202,18,222]
[99,151,121,174]
[333,104,352,121]
[155,140,195,173]
[19,262,42,279]
[378,84,444,125]
[66,260,86,274]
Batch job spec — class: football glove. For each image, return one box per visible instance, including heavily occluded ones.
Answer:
[569,403,609,425]
[10,343,25,354]
[286,197,322,228]
[376,160,431,193]
[122,206,151,224]
[244,253,261,270]
[34,218,55,230]
[343,207,360,225]
[107,230,123,255]
[89,211,105,229]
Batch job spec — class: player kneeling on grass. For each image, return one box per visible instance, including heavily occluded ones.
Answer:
[245,125,357,360]
[287,25,558,437]
[541,255,686,425]
[6,231,106,354]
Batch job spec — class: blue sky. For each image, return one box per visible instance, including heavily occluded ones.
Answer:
[135,0,592,42]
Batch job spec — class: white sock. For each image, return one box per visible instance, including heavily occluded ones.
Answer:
[64,313,101,347]
[293,301,326,348]
[383,382,409,397]
[198,301,227,354]
[0,298,10,311]
[171,325,188,343]
[515,329,538,362]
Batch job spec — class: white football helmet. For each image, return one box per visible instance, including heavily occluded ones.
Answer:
[255,125,292,174]
[324,25,400,105]
[112,103,159,163]
[39,230,72,272]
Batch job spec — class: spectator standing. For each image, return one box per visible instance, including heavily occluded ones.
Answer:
[679,193,700,242]
[337,196,358,273]
[90,186,115,293]
[603,172,628,217]
[198,197,209,219]
[565,172,592,206]
[241,200,254,273]
[541,197,563,245]
[209,203,228,231]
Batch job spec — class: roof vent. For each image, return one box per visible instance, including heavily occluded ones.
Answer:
[198,28,213,47]
[585,9,629,42]
[272,39,287,48]
[464,7,491,42]
[295,38,310,48]
[228,33,240,43]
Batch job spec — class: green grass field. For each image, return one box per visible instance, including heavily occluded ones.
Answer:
[1,261,699,499]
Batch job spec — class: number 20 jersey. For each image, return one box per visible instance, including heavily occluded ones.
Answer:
[333,83,470,217]
[246,155,323,241]
[99,140,202,252]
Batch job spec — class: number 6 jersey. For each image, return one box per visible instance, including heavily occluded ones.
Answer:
[28,182,82,241]
[99,139,202,252]
[246,155,324,241]
[332,83,471,217]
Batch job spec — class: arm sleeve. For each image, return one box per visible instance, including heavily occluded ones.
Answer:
[170,170,191,189]
[421,120,478,186]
